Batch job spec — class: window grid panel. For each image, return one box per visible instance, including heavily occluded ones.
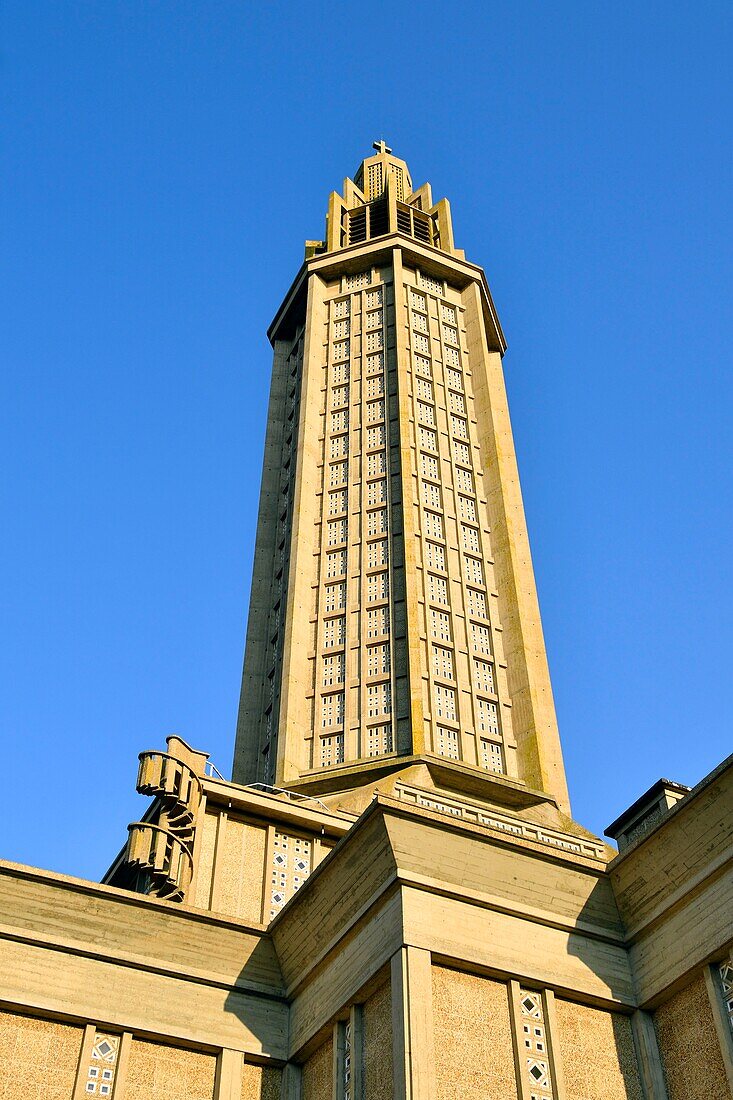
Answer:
[346,271,371,289]
[462,524,481,553]
[367,398,386,423]
[449,391,467,415]
[417,377,434,402]
[719,958,733,1035]
[434,684,457,721]
[330,461,348,487]
[436,725,460,760]
[477,697,500,736]
[464,556,484,586]
[322,653,346,686]
[331,361,350,385]
[328,519,348,547]
[366,352,384,375]
[428,573,448,605]
[321,691,345,728]
[328,490,348,516]
[445,345,461,368]
[472,623,492,655]
[458,495,477,523]
[344,1021,352,1100]
[480,737,504,773]
[456,467,474,494]
[414,354,432,378]
[367,607,390,638]
[417,401,436,427]
[367,571,389,603]
[367,643,391,677]
[426,541,446,572]
[423,511,444,541]
[323,617,346,648]
[422,481,442,510]
[451,414,468,440]
[367,725,394,756]
[324,582,347,612]
[417,272,443,294]
[367,451,387,477]
[367,540,389,568]
[330,435,349,459]
[367,682,392,717]
[366,287,383,308]
[366,508,388,536]
[366,375,385,398]
[474,658,495,694]
[467,588,488,619]
[333,298,350,319]
[319,734,345,769]
[331,409,349,434]
[421,453,439,480]
[446,366,463,391]
[430,609,452,642]
[433,645,454,681]
[419,426,438,452]
[367,425,386,450]
[332,383,349,408]
[453,440,471,466]
[367,479,388,506]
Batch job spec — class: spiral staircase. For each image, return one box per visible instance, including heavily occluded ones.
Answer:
[124,747,202,902]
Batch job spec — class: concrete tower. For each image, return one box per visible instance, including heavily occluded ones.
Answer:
[233,142,569,819]
[1,145,731,1100]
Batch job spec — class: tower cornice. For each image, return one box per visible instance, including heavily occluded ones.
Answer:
[267,235,506,355]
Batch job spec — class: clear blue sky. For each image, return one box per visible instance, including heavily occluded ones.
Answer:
[1,3,731,880]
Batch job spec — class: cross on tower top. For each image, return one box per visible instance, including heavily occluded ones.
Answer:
[372,140,393,155]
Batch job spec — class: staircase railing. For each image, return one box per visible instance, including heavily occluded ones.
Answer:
[125,821,194,901]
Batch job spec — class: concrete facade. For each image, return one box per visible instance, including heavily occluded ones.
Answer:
[1,144,731,1099]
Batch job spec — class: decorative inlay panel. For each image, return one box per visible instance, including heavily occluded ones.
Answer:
[270,831,312,918]
[83,1031,121,1096]
[719,956,733,1035]
[518,988,554,1100]
[343,1019,352,1100]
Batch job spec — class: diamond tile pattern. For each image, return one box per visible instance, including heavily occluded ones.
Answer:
[269,831,312,919]
[518,988,553,1100]
[84,1032,120,1096]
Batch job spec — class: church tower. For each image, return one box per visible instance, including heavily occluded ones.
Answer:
[234,141,569,818]
[2,144,731,1100]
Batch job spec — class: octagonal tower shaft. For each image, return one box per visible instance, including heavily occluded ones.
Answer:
[233,148,570,816]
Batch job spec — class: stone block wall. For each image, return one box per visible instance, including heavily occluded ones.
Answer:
[362,980,392,1100]
[431,966,516,1099]
[0,1008,281,1100]
[240,1063,281,1100]
[554,998,643,1100]
[654,972,732,1100]
[0,1010,82,1100]
[126,1038,217,1100]
[301,1032,333,1100]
